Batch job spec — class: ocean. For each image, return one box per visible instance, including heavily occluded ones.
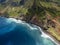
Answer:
[0,17,56,45]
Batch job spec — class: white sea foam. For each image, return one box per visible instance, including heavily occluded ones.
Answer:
[8,18,25,24]
[38,27,59,45]
[26,24,37,30]
[8,18,38,30]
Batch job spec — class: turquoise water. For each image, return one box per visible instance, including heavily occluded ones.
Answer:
[0,17,56,45]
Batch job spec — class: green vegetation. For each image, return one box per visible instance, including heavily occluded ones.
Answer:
[0,0,60,18]
[0,4,5,10]
[48,26,60,41]
[25,0,60,21]
[7,7,27,17]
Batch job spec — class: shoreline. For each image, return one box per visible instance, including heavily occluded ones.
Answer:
[41,29,60,45]
[0,17,60,45]
[24,20,60,45]
[31,24,60,45]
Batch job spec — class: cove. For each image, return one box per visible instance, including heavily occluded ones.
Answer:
[0,17,56,45]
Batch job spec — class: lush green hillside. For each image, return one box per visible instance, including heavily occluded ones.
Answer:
[0,0,60,18]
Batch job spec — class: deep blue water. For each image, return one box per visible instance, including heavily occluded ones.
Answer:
[0,0,6,3]
[0,17,56,45]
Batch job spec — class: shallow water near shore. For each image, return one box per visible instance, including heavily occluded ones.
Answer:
[0,17,57,45]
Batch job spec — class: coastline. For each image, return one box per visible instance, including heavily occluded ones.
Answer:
[40,29,60,45]
[0,17,60,45]
[30,24,60,45]
[23,20,60,45]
